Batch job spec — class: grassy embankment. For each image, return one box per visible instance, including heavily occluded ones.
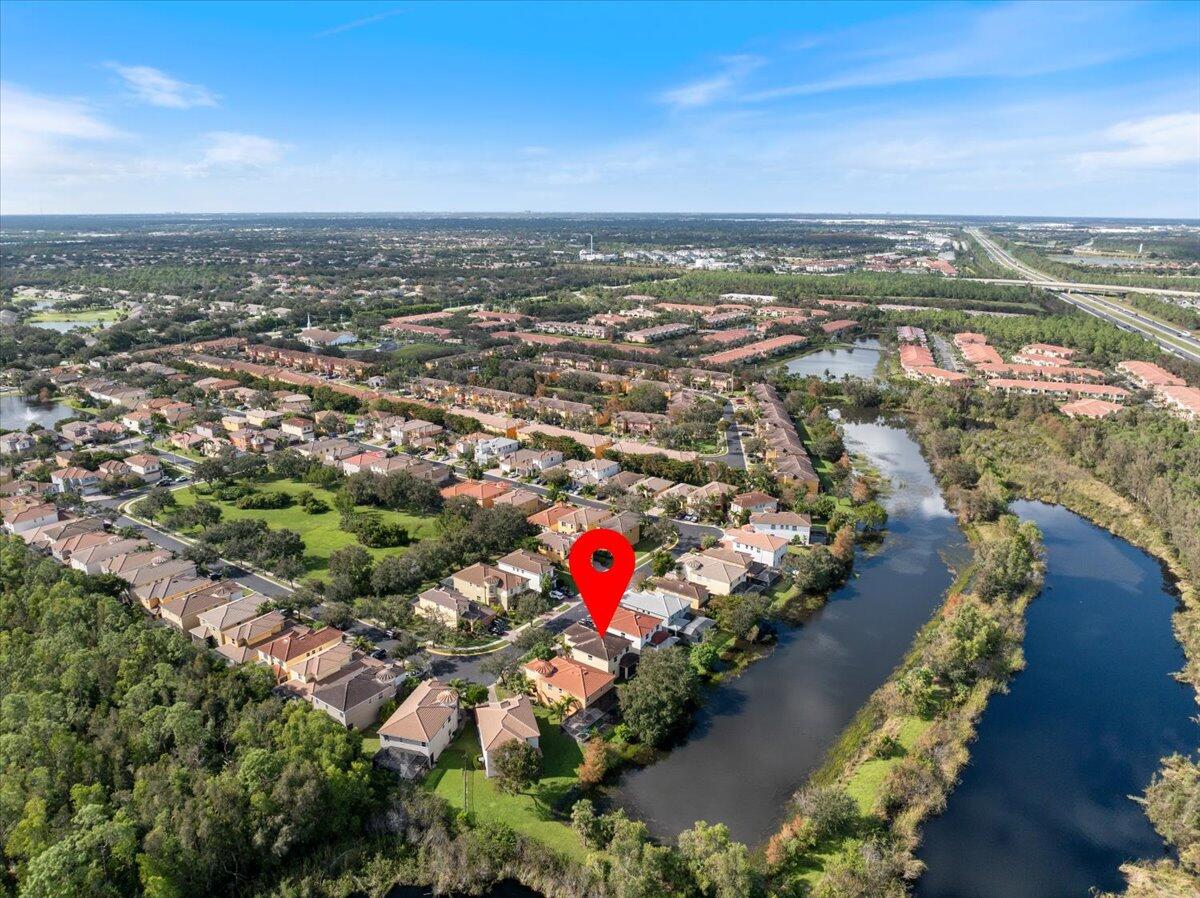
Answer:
[957,416,1200,898]
[768,515,1043,892]
[961,417,1198,692]
[172,476,440,578]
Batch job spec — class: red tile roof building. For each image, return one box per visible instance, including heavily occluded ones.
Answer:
[1059,398,1124,419]
[1117,360,1186,389]
[521,656,615,708]
[700,334,808,366]
[985,379,1130,401]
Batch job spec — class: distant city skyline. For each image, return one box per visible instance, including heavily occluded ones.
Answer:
[2,0,1198,217]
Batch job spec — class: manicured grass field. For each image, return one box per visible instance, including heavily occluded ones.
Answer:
[172,476,440,578]
[393,342,456,362]
[424,708,588,860]
[29,308,120,322]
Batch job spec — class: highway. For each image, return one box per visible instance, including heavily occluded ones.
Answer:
[968,228,1200,364]
[968,276,1200,300]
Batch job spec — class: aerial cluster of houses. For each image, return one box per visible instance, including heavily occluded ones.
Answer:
[374,291,861,371]
[1,483,409,731]
[749,383,820,494]
[401,430,804,631]
[1116,360,1200,421]
[897,328,972,386]
[898,327,1200,422]
[378,489,812,778]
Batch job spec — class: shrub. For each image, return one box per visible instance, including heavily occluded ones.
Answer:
[791,785,858,843]
[348,516,409,548]
[233,490,292,510]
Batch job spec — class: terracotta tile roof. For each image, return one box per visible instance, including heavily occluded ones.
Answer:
[440,480,511,502]
[608,606,663,639]
[258,625,343,663]
[521,656,615,703]
[378,679,458,742]
[1059,398,1124,419]
[475,695,540,753]
[1117,360,1185,388]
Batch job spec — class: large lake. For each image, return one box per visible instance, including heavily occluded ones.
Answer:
[915,500,1198,897]
[609,413,965,844]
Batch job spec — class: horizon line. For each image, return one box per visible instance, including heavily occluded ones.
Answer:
[2,210,1198,223]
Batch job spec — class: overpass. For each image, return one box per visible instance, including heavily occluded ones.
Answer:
[967,276,1200,300]
[967,228,1200,364]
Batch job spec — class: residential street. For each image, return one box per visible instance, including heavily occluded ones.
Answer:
[711,400,747,470]
[88,436,724,685]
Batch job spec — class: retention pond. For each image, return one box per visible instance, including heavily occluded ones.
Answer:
[915,500,1199,897]
[610,412,966,844]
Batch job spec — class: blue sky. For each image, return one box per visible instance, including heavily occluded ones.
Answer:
[2,0,1198,217]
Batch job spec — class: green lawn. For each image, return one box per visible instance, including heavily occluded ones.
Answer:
[29,308,120,323]
[844,716,931,813]
[154,439,204,462]
[424,708,588,860]
[173,477,440,578]
[393,342,456,361]
[767,579,800,612]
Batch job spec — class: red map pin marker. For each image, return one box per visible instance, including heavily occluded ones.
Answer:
[569,528,634,635]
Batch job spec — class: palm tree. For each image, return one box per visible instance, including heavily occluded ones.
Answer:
[549,695,578,724]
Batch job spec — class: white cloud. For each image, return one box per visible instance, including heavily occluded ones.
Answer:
[194,132,285,170]
[108,63,217,108]
[0,82,119,142]
[0,82,122,174]
[315,7,406,38]
[1076,112,1200,170]
[659,55,764,109]
[0,82,288,212]
[741,2,1187,101]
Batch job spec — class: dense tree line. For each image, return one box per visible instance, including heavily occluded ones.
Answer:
[605,451,746,488]
[342,470,444,515]
[0,537,378,898]
[639,269,1042,306]
[0,324,86,370]
[1126,292,1200,330]
[571,802,759,897]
